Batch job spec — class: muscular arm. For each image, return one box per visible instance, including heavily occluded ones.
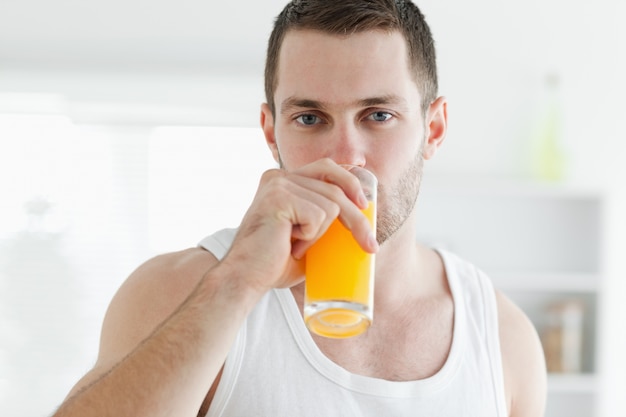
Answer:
[52,161,376,417]
[53,248,265,417]
[497,291,548,417]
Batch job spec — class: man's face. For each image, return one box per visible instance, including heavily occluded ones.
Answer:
[263,29,430,244]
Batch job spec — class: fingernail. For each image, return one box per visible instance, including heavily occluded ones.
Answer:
[291,240,307,260]
[359,193,369,209]
[368,232,379,252]
[292,247,304,260]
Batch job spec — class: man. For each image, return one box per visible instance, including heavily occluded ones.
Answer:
[53,1,546,416]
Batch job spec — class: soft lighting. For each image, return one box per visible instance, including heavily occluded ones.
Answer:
[147,126,276,253]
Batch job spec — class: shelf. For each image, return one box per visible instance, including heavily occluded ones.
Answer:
[491,272,601,293]
[548,373,597,393]
[416,180,603,274]
[422,174,606,200]
[415,176,604,417]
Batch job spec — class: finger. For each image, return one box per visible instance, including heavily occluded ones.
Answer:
[338,205,378,254]
[286,193,377,260]
[258,177,341,257]
[292,159,369,209]
[276,173,375,257]
[286,194,340,242]
[290,206,378,260]
[284,170,377,254]
[256,166,377,259]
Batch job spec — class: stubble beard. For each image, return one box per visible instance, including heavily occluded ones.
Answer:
[275,148,425,246]
[375,149,424,245]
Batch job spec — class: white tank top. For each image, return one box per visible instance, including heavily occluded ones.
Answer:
[198,228,507,417]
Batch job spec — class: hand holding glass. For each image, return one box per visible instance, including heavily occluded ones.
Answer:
[304,166,377,338]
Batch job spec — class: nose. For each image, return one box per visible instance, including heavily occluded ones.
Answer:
[324,123,366,167]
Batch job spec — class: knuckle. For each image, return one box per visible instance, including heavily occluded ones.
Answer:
[318,157,335,168]
[259,168,285,184]
[327,183,346,201]
[261,171,292,196]
[327,202,341,220]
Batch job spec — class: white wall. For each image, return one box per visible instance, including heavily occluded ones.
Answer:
[423,3,626,414]
[1,0,625,415]
[421,4,626,415]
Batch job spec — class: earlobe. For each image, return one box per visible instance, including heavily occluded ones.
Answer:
[422,96,448,160]
[260,103,281,164]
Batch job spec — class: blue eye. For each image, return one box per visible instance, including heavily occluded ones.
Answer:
[368,111,393,122]
[296,114,320,125]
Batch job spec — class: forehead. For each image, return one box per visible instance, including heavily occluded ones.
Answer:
[275,29,421,108]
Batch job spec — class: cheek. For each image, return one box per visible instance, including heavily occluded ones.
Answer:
[370,136,423,177]
[273,137,320,170]
[374,124,423,155]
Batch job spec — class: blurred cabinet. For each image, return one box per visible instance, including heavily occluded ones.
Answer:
[415,176,604,417]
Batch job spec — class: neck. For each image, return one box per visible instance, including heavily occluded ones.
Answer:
[373,213,446,308]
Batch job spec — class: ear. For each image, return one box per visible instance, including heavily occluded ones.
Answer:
[422,96,448,160]
[260,103,281,164]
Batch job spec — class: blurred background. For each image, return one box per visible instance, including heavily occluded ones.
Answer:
[0,0,624,416]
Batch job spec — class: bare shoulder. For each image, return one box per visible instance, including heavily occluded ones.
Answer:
[98,248,220,360]
[65,247,219,398]
[496,290,547,417]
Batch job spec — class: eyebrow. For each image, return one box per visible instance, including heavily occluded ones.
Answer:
[281,97,326,114]
[280,94,409,115]
[358,95,408,108]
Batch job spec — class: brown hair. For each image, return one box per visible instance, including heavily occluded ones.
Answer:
[264,0,438,116]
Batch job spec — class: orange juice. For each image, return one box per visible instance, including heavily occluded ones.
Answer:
[304,202,376,338]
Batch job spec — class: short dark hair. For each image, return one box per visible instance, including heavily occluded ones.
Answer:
[264,0,438,116]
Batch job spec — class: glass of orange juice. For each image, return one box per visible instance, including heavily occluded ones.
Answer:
[304,165,377,338]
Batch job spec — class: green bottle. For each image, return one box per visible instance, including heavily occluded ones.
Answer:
[531,73,565,181]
